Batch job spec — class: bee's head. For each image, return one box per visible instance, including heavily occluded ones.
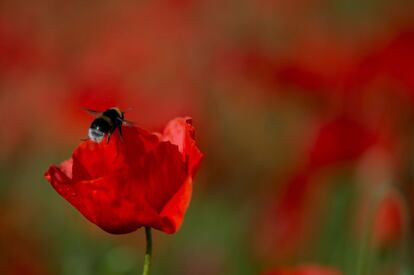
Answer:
[88,128,105,143]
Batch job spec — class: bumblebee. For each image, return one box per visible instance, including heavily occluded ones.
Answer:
[83,107,133,143]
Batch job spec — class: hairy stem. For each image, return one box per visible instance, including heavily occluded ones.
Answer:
[142,227,152,275]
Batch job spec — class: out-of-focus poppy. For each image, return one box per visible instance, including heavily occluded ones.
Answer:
[256,113,379,261]
[353,145,406,248]
[347,30,414,97]
[45,117,203,234]
[214,32,361,98]
[256,168,314,260]
[372,191,405,247]
[308,115,378,169]
[262,264,343,275]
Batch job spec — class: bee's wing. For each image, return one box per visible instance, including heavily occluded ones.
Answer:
[82,108,103,117]
[117,117,135,127]
[123,120,135,127]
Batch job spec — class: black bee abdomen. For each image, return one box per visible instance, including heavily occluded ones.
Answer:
[90,118,112,133]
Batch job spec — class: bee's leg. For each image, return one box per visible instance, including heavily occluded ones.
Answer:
[118,127,124,142]
[106,133,112,144]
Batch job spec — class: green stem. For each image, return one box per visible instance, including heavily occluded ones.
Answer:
[142,227,152,275]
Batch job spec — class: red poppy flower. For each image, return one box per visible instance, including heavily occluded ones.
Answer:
[262,265,342,275]
[44,117,203,234]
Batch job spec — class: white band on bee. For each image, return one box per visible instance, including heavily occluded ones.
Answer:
[88,128,105,143]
